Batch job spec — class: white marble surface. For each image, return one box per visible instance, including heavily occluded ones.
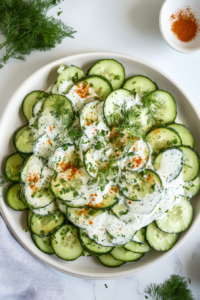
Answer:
[0,0,200,299]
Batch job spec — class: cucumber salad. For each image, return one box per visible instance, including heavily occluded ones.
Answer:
[4,59,200,267]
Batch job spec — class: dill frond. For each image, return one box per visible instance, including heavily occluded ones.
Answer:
[0,0,76,68]
[144,275,195,300]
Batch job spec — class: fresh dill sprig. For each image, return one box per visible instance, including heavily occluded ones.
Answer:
[50,97,74,141]
[144,274,195,300]
[142,92,166,123]
[67,125,83,142]
[0,0,76,68]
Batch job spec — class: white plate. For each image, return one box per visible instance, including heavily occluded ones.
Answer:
[0,52,200,279]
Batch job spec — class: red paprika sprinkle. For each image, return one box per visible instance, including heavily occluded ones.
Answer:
[170,6,200,43]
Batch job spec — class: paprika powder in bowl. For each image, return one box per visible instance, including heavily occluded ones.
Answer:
[159,0,200,53]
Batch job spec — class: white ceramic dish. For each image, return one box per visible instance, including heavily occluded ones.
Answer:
[0,52,200,279]
[160,0,200,53]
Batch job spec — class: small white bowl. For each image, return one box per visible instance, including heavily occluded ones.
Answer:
[160,0,200,53]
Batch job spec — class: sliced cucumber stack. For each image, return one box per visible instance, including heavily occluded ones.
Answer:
[88,59,125,90]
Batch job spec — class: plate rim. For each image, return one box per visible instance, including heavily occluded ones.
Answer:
[1,51,200,280]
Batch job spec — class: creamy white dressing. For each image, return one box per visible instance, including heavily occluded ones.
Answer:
[156,149,184,183]
[58,80,73,94]
[24,156,54,208]
[67,84,98,112]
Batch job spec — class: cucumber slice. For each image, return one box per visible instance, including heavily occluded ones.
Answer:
[67,75,112,112]
[51,224,83,260]
[27,209,33,229]
[132,227,146,244]
[32,200,57,216]
[111,247,144,262]
[88,59,125,90]
[129,105,153,133]
[111,203,129,219]
[124,241,151,253]
[66,207,103,228]
[167,123,194,148]
[146,127,182,156]
[32,96,47,117]
[50,167,89,201]
[156,195,193,234]
[143,90,177,125]
[33,133,61,159]
[146,221,179,251]
[56,65,86,90]
[5,153,24,181]
[179,146,199,182]
[56,199,68,213]
[103,89,134,126]
[123,75,157,95]
[43,94,74,129]
[120,169,162,201]
[120,138,150,172]
[20,155,33,183]
[153,148,184,182]
[32,233,54,254]
[79,100,100,130]
[14,125,34,154]
[109,128,131,160]
[22,156,55,209]
[183,175,200,198]
[84,147,119,178]
[87,186,119,210]
[31,211,65,237]
[22,91,48,121]
[7,183,27,211]
[97,253,126,267]
[48,144,80,173]
[79,229,113,255]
